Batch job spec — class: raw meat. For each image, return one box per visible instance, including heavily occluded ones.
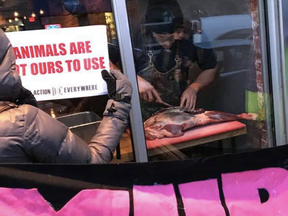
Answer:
[144,107,258,140]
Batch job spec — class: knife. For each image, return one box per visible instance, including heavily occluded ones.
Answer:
[150,100,173,108]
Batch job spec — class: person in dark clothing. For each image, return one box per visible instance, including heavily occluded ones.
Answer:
[0,29,132,163]
[136,0,218,120]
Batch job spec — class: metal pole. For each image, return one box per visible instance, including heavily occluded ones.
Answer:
[258,0,275,147]
[266,0,288,145]
[111,0,148,162]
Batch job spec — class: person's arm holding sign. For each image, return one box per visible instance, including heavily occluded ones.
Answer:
[27,69,132,163]
[88,69,132,163]
[30,69,131,163]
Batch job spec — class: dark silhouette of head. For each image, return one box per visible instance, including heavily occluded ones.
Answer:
[144,0,184,35]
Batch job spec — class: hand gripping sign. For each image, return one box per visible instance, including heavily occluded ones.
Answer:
[6,25,109,101]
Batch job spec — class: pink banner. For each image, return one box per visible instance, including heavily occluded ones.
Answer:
[222,168,288,215]
[0,188,129,216]
[1,168,288,215]
[133,184,178,216]
[179,179,225,216]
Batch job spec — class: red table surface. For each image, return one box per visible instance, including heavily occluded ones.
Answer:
[146,121,246,149]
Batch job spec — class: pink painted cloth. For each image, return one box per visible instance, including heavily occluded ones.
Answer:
[0,188,129,216]
[0,188,55,216]
[146,121,246,149]
[133,184,178,216]
[58,189,130,216]
[222,167,288,215]
[179,179,226,216]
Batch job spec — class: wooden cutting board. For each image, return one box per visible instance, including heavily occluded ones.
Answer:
[146,121,246,149]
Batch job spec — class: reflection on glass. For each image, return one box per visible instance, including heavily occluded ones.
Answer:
[127,0,274,161]
[282,0,288,126]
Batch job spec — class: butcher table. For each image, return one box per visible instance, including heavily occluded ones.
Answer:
[118,121,247,162]
[146,121,246,159]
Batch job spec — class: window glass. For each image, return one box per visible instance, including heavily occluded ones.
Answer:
[126,0,274,161]
[0,0,133,163]
[282,0,288,121]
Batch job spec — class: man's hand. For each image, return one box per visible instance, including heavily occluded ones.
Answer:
[180,66,217,111]
[101,69,132,103]
[180,84,199,111]
[137,75,164,103]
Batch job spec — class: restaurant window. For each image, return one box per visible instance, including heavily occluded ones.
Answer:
[0,0,134,163]
[125,0,275,161]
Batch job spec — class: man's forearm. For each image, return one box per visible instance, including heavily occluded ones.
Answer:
[189,66,218,93]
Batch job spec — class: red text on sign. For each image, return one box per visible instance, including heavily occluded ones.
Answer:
[15,64,27,76]
[13,43,67,59]
[31,61,63,75]
[83,57,105,70]
[70,41,92,54]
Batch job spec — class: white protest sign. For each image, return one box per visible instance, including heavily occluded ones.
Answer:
[6,25,109,101]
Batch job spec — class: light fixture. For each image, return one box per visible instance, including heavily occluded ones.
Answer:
[23,16,27,19]
[8,19,12,23]
[31,13,36,17]
[14,17,18,21]
[14,11,18,17]
[39,9,44,15]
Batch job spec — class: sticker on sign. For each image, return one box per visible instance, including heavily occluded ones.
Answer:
[6,25,109,101]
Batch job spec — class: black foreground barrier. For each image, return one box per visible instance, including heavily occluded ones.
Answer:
[0,145,288,215]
